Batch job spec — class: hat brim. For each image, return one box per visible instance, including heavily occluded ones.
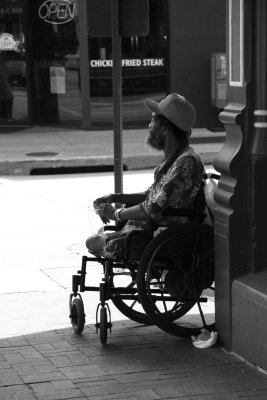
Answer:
[144,98,160,114]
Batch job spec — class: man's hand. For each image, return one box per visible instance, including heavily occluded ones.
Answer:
[93,194,113,209]
[98,203,116,224]
[93,195,115,223]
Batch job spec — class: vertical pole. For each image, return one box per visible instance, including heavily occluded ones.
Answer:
[78,0,91,129]
[111,0,123,193]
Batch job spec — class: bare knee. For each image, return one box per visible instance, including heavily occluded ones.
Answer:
[85,234,107,255]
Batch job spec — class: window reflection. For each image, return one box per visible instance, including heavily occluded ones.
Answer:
[30,0,80,123]
[88,0,167,126]
[0,5,27,123]
[30,0,167,126]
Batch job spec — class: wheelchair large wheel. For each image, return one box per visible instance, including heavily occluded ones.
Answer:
[137,223,215,338]
[109,263,152,325]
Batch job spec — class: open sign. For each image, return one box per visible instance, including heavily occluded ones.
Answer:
[38,0,76,24]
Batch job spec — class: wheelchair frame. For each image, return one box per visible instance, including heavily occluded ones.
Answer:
[69,174,219,344]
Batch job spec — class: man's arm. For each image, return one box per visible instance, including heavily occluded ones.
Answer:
[142,155,202,219]
[94,191,148,207]
[99,203,149,222]
[112,192,148,205]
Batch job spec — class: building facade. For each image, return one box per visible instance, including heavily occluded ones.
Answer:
[0,0,225,129]
[214,0,267,372]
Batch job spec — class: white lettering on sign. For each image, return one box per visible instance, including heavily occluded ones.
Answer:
[122,59,142,67]
[90,58,164,68]
[38,0,76,24]
[143,58,164,66]
[91,60,113,68]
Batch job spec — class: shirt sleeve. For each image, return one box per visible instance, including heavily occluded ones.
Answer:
[142,155,201,220]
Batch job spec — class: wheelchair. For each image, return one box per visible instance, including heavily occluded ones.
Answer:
[69,173,219,344]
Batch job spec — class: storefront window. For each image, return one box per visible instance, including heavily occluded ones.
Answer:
[30,0,167,126]
[0,2,28,124]
[30,0,80,123]
[88,0,167,127]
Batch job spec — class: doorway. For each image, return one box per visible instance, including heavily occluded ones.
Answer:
[0,0,28,125]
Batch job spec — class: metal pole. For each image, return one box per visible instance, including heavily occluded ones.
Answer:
[111,0,123,193]
[78,0,91,129]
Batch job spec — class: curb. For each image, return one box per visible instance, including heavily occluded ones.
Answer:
[0,151,218,176]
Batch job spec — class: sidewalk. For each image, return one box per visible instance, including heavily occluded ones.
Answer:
[0,125,225,175]
[1,320,267,400]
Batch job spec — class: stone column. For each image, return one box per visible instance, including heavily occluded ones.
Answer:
[213,0,253,350]
[230,0,267,371]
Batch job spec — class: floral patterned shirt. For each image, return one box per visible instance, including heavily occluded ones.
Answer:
[120,146,205,233]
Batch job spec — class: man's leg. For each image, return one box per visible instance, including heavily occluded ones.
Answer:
[85,231,121,256]
[85,234,107,255]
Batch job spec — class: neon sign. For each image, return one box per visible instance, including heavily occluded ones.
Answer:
[38,0,76,25]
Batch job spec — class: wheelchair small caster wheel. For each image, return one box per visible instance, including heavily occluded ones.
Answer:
[70,296,85,334]
[96,303,112,344]
[100,307,108,344]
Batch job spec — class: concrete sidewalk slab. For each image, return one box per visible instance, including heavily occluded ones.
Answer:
[0,126,225,175]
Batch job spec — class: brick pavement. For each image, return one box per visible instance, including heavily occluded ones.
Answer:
[0,320,267,400]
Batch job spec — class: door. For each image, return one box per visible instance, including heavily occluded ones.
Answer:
[0,1,28,124]
[29,0,81,124]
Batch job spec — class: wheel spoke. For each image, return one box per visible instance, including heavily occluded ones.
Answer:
[160,292,168,313]
[111,265,151,325]
[157,251,188,276]
[128,299,138,309]
[167,254,187,275]
[137,223,215,337]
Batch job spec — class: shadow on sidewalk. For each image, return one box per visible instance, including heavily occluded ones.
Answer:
[0,320,267,399]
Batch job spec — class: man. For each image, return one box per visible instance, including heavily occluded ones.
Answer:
[86,93,205,257]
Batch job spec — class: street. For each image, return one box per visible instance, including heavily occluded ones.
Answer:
[0,170,154,338]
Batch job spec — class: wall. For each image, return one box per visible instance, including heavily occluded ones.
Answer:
[168,0,226,128]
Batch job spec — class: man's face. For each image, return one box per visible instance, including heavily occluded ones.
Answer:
[146,113,166,151]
